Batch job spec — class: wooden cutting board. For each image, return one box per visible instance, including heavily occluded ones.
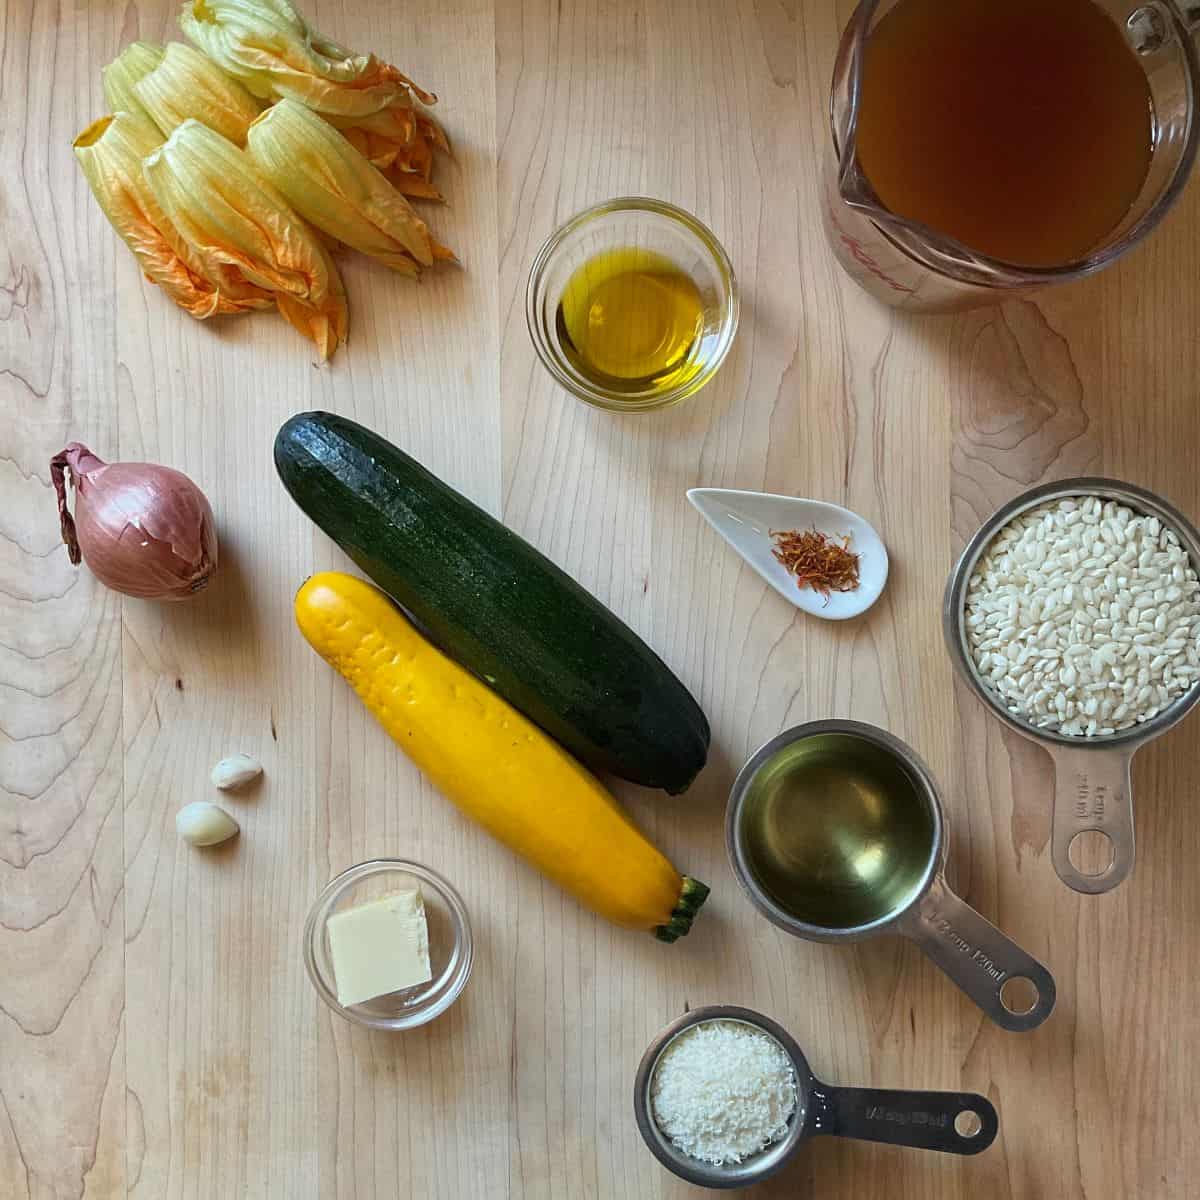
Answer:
[2,1,1197,1196]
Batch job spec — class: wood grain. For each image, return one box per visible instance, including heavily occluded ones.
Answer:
[3,0,1199,1196]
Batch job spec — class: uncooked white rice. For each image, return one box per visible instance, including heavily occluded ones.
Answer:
[965,496,1200,737]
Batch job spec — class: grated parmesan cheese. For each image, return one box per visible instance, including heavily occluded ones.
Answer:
[650,1020,798,1165]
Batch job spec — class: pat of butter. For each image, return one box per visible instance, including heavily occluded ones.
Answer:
[327,888,433,1007]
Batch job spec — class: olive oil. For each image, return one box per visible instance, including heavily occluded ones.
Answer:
[555,247,705,394]
[738,734,935,930]
[855,0,1154,267]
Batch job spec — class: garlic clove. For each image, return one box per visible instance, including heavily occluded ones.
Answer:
[177,801,240,847]
[211,753,262,791]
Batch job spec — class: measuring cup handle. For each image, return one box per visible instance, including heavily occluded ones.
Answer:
[1050,747,1135,894]
[807,1080,998,1155]
[898,878,1056,1032]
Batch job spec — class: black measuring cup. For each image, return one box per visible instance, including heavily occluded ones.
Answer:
[634,1006,998,1189]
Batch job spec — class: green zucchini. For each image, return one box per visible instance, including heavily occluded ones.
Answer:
[274,412,710,793]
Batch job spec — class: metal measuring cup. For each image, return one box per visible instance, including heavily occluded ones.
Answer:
[727,721,1056,1032]
[633,1005,998,1189]
[944,477,1200,895]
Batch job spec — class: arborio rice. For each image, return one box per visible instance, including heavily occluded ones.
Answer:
[965,496,1200,737]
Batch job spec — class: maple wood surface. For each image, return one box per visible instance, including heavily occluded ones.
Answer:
[2,2,1198,1197]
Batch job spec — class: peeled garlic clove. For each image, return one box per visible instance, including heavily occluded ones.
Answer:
[211,753,262,791]
[177,801,239,847]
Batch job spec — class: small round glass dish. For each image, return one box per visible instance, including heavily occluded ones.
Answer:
[526,196,739,413]
[303,859,473,1032]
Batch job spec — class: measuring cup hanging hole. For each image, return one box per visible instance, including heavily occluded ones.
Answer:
[954,1110,984,1139]
[1068,829,1117,877]
[1126,6,1169,55]
[999,976,1040,1017]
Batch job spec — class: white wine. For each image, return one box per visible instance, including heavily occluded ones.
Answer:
[738,733,935,930]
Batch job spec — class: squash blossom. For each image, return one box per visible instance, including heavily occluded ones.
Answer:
[134,41,263,146]
[101,41,164,119]
[246,99,453,276]
[340,104,449,200]
[142,119,348,360]
[73,110,267,319]
[179,0,446,188]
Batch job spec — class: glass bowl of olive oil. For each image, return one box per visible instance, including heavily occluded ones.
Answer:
[526,197,738,412]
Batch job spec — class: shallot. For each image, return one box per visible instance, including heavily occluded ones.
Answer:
[51,442,218,600]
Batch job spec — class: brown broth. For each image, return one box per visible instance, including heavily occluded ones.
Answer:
[855,0,1154,267]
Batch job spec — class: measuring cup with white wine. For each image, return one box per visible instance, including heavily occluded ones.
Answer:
[727,721,1056,1032]
[824,0,1200,311]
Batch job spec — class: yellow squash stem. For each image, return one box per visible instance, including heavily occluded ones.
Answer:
[295,572,709,940]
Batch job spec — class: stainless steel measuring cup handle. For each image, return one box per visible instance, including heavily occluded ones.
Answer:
[1049,745,1136,894]
[807,1080,998,1155]
[898,877,1056,1032]
[945,476,1200,897]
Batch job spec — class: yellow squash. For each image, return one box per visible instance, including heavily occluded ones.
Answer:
[296,572,708,940]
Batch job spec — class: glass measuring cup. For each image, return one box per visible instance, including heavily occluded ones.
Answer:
[944,478,1200,894]
[727,722,1056,1032]
[634,1006,998,1189]
[824,1,1200,311]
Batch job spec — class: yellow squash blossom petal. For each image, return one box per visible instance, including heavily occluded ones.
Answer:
[383,170,444,203]
[179,0,445,190]
[101,42,164,118]
[276,244,348,361]
[142,118,348,359]
[72,111,266,319]
[246,99,452,274]
[180,0,433,117]
[134,41,263,145]
[337,104,448,192]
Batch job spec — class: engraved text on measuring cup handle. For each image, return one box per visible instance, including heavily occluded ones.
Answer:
[899,877,1056,1032]
[807,1080,998,1155]
[1050,746,1136,895]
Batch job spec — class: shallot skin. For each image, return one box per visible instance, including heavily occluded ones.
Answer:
[51,443,218,600]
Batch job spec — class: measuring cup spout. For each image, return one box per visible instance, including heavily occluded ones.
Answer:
[807,1079,998,1155]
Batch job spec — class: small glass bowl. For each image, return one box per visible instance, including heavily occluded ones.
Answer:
[303,859,473,1031]
[526,197,739,413]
